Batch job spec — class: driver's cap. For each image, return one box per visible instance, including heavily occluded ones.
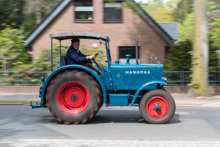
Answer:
[71,38,80,43]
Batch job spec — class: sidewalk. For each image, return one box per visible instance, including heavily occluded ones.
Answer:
[0,92,220,107]
[172,93,220,108]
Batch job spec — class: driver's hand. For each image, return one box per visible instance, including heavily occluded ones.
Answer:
[86,55,96,59]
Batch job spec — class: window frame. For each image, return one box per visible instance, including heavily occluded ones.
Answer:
[74,0,94,23]
[103,1,123,23]
[118,46,140,64]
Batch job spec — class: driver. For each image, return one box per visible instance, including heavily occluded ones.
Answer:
[66,38,97,70]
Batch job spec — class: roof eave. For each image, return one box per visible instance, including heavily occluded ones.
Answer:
[25,0,71,46]
[50,32,110,42]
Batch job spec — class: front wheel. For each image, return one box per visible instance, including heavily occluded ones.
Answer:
[139,89,176,124]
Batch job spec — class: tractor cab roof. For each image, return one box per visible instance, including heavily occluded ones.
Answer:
[50,32,110,42]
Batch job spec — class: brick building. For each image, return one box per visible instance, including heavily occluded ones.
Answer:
[25,0,178,64]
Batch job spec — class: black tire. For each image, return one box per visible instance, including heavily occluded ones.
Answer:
[99,98,103,109]
[95,84,103,111]
[46,69,102,124]
[139,89,176,124]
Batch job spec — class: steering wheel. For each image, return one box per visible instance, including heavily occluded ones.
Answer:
[84,53,99,64]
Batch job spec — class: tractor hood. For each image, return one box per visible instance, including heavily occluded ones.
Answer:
[109,63,164,90]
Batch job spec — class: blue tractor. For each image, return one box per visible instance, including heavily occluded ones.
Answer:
[31,32,176,124]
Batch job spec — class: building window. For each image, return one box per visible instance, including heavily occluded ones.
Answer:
[26,45,32,51]
[75,0,93,23]
[119,46,140,64]
[104,1,122,23]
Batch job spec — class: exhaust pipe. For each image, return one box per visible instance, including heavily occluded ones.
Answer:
[136,38,138,64]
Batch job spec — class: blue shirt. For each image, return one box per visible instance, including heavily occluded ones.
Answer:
[66,46,87,65]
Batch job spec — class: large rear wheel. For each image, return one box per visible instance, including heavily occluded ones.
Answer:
[139,89,176,124]
[46,70,102,124]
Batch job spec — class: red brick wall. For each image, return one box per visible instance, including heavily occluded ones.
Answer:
[28,0,165,64]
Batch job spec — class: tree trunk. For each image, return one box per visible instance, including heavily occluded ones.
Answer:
[190,0,209,96]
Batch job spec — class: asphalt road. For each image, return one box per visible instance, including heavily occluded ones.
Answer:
[0,106,220,141]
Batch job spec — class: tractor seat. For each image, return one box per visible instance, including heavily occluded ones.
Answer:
[61,56,66,66]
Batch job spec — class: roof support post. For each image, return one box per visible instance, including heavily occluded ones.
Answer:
[59,39,62,61]
[105,40,111,72]
[51,37,53,72]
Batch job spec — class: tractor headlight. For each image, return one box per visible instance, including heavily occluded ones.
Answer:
[161,77,167,82]
[41,76,45,83]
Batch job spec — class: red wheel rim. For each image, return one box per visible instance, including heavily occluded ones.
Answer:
[146,96,169,119]
[57,81,90,114]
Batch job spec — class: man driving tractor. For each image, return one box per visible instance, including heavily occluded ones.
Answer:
[66,38,97,70]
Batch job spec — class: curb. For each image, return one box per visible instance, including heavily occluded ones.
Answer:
[0,103,24,105]
[0,101,37,105]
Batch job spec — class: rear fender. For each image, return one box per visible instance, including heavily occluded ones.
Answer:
[40,65,107,106]
[130,81,167,106]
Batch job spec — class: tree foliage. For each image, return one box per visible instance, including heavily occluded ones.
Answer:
[178,10,220,50]
[0,0,61,34]
[207,0,220,23]
[164,40,192,71]
[179,13,194,42]
[31,45,107,71]
[173,0,220,25]
[143,0,163,15]
[172,0,193,24]
[210,19,220,47]
[0,0,26,30]
[144,0,180,22]
[209,41,220,71]
[0,25,29,71]
[31,44,68,71]
[80,45,107,69]
[21,0,61,36]
[164,40,219,71]
[166,1,220,74]
[25,0,61,23]
[210,18,220,67]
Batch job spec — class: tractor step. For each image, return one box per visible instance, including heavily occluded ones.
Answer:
[30,101,47,109]
[109,94,129,106]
